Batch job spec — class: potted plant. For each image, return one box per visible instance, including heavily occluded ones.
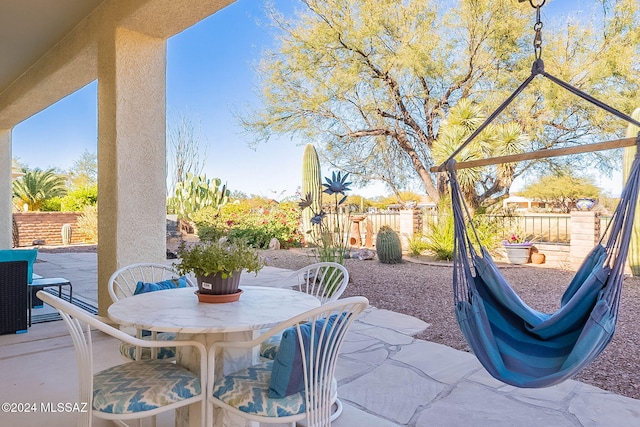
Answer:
[502,232,533,264]
[174,239,264,301]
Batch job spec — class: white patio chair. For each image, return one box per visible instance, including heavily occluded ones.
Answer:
[279,262,349,303]
[207,296,368,427]
[108,262,195,361]
[37,291,207,427]
[261,262,349,359]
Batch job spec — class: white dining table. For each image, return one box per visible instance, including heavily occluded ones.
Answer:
[108,285,321,427]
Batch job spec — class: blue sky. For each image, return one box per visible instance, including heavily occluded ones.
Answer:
[11,0,622,199]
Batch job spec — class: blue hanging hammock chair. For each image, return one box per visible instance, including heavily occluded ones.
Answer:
[446,149,639,388]
[434,1,640,389]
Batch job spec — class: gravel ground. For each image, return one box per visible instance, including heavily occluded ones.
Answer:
[261,248,640,401]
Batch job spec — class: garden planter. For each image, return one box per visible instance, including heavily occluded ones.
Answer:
[531,252,546,264]
[196,271,243,302]
[503,243,532,264]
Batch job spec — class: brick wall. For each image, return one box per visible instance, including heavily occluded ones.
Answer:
[13,212,89,247]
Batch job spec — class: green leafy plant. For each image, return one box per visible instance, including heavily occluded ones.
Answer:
[174,239,264,279]
[60,185,98,211]
[298,171,352,264]
[192,200,303,249]
[13,167,68,211]
[425,201,501,261]
[406,233,430,256]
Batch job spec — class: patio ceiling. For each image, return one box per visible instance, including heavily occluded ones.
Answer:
[0,0,105,95]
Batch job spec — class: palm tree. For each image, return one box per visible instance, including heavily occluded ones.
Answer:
[13,168,68,211]
[432,99,528,210]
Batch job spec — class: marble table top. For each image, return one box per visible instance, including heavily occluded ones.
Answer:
[107,285,321,334]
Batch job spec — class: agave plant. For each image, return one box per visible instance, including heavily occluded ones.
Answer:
[299,171,352,264]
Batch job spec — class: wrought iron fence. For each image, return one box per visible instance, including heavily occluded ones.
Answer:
[477,214,571,244]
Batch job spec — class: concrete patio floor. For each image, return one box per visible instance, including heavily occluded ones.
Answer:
[1,251,639,426]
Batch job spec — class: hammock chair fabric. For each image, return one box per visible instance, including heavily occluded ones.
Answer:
[447,142,640,388]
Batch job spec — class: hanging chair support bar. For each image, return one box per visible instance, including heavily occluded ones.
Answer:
[434,61,640,172]
[543,71,640,128]
[432,136,637,172]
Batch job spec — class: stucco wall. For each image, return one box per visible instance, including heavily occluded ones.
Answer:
[13,212,89,247]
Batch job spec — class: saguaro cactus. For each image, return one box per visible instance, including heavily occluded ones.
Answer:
[61,223,72,245]
[376,226,403,264]
[623,107,640,276]
[301,144,322,238]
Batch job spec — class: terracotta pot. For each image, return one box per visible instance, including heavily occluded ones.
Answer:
[196,271,242,295]
[531,252,546,264]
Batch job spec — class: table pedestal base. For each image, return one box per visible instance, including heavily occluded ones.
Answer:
[176,330,258,427]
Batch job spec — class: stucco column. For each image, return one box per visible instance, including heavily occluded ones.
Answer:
[0,129,12,249]
[97,26,166,316]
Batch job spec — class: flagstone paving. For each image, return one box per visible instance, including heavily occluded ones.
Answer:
[3,252,638,426]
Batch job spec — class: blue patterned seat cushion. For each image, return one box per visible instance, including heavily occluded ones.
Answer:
[93,359,200,414]
[259,333,282,360]
[213,360,336,417]
[119,332,177,360]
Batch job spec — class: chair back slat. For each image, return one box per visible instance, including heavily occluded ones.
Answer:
[108,262,195,302]
[282,262,349,304]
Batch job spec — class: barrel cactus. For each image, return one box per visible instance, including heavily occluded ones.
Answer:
[61,223,72,246]
[623,107,640,276]
[301,144,322,238]
[376,226,403,264]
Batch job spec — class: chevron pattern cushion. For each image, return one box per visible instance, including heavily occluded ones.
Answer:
[213,360,338,418]
[93,359,200,414]
[213,360,305,417]
[119,332,177,360]
[259,333,282,360]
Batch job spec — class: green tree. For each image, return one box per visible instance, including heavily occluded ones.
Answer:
[519,174,602,213]
[13,168,68,211]
[242,0,640,205]
[68,150,97,189]
[60,184,98,211]
[432,99,528,209]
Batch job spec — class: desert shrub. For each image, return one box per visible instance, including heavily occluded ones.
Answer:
[424,201,501,261]
[77,204,98,243]
[406,233,430,256]
[193,199,303,248]
[60,185,98,211]
[41,197,62,211]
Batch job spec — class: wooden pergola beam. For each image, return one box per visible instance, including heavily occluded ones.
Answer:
[430,137,637,172]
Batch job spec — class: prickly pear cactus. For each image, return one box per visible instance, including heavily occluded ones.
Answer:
[174,173,230,222]
[623,107,640,276]
[376,226,403,264]
[61,223,72,245]
[301,144,322,237]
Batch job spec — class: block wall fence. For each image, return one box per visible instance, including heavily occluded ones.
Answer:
[12,212,89,247]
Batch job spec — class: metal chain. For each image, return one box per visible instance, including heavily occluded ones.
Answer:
[531,1,544,59]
